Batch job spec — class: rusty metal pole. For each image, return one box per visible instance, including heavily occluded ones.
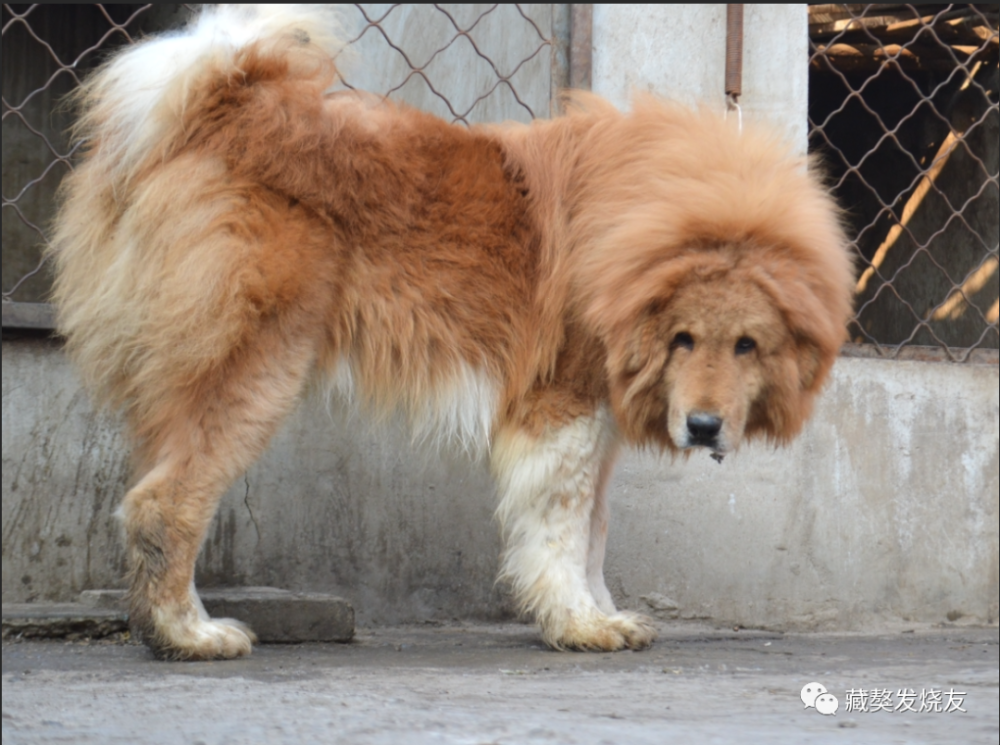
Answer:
[725,4,744,106]
[569,4,593,90]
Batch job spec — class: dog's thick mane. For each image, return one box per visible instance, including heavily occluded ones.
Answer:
[501,92,853,374]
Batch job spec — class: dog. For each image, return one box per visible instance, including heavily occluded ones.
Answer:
[49,6,853,659]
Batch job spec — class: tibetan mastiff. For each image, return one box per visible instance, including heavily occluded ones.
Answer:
[50,6,853,659]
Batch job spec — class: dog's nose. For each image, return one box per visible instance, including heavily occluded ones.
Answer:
[686,413,722,444]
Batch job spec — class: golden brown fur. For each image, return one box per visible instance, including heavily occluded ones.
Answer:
[50,7,853,659]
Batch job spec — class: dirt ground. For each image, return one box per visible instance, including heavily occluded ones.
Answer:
[2,622,997,745]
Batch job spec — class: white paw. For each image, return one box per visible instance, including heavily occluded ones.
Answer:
[542,610,658,652]
[151,609,257,660]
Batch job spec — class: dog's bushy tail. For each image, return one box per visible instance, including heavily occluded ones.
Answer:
[49,6,345,413]
[67,5,344,182]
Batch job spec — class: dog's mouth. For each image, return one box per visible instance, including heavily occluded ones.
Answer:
[709,451,725,464]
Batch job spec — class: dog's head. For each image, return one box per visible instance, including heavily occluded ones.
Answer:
[592,248,847,455]
[566,96,854,455]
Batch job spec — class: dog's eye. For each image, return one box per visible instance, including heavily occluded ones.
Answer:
[671,332,694,350]
[735,336,756,355]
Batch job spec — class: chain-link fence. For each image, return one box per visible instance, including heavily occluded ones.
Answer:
[2,3,561,317]
[2,5,191,310]
[5,4,998,361]
[809,3,999,361]
[337,4,555,124]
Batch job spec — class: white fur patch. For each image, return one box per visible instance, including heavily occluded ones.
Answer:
[191,5,342,50]
[326,357,497,457]
[493,406,618,527]
[492,406,623,644]
[586,481,616,615]
[327,356,357,402]
[411,362,497,456]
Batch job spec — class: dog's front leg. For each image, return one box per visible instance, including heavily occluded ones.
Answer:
[492,406,657,651]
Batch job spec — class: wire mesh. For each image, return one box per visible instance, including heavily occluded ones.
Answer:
[809,3,999,360]
[1,3,556,306]
[5,4,996,359]
[2,4,186,305]
[338,4,552,125]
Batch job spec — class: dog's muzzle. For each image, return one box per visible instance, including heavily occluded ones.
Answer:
[686,412,722,448]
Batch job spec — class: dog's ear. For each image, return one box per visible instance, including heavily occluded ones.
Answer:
[582,260,698,450]
[620,309,668,405]
[745,270,847,444]
[751,268,845,394]
[788,288,844,397]
[605,307,670,445]
[795,332,825,392]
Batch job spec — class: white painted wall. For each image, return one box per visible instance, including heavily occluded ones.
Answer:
[592,4,809,153]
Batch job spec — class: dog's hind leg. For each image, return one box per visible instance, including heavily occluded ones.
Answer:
[120,326,317,660]
[493,404,657,651]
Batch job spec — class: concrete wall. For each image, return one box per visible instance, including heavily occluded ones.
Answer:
[592,4,809,153]
[3,340,997,629]
[1,339,506,625]
[609,355,999,630]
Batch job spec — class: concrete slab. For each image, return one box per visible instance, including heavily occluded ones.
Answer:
[11,588,355,644]
[1,604,126,641]
[2,623,997,744]
[198,588,355,644]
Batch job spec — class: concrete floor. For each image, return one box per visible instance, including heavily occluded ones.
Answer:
[2,623,997,745]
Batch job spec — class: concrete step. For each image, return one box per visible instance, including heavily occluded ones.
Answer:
[1,603,127,640]
[3,587,354,643]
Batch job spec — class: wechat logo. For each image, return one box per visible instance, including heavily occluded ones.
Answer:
[801,682,839,716]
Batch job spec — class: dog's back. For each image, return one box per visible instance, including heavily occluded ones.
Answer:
[50,6,555,459]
